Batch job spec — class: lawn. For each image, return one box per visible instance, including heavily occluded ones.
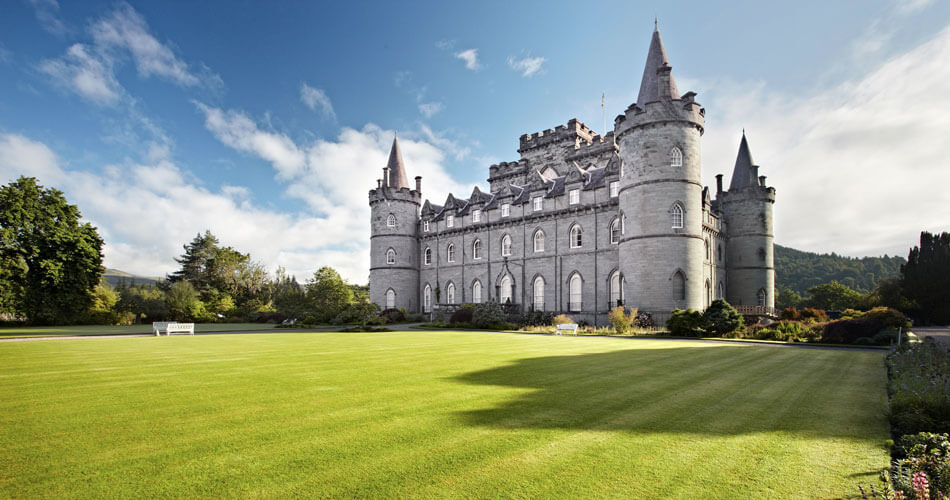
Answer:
[0,322,279,339]
[0,331,889,498]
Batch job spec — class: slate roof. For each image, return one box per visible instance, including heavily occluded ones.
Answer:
[728,131,758,191]
[636,24,680,106]
[385,134,410,189]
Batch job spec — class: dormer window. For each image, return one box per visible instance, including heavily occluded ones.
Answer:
[423,220,430,232]
[446,215,455,228]
[609,181,619,198]
[387,214,396,227]
[569,189,579,205]
[472,209,481,223]
[533,197,542,211]
[670,147,683,167]
[501,203,510,217]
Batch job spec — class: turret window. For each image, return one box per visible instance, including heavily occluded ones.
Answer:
[473,239,482,260]
[387,214,396,227]
[533,230,545,252]
[671,203,684,229]
[757,288,767,306]
[672,271,686,301]
[570,224,582,248]
[386,248,396,265]
[447,243,456,262]
[758,247,766,262]
[386,289,395,309]
[501,234,512,257]
[718,281,724,299]
[670,147,683,167]
[446,215,455,228]
[610,218,620,244]
[705,239,710,261]
[424,247,432,265]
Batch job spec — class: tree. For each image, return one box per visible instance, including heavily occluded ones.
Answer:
[165,280,199,321]
[273,267,309,319]
[775,287,803,310]
[166,231,219,294]
[703,299,743,335]
[804,281,864,311]
[901,231,950,325]
[306,266,353,323]
[0,177,104,324]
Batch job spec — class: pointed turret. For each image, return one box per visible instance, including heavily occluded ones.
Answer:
[385,133,410,189]
[636,23,680,106]
[728,131,757,190]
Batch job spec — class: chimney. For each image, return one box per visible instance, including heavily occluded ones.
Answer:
[759,176,767,187]
[751,165,759,185]
[377,178,382,189]
[383,167,391,187]
[715,174,723,195]
[415,176,422,193]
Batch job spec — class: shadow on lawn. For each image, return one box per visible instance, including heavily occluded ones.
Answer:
[452,345,887,439]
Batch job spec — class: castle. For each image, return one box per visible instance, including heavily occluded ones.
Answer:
[368,25,776,324]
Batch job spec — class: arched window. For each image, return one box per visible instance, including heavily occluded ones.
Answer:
[446,282,455,304]
[499,275,513,304]
[533,276,545,311]
[423,284,431,312]
[758,247,766,262]
[424,247,432,265]
[472,239,482,260]
[609,271,624,307]
[670,147,683,167]
[718,281,724,299]
[533,230,545,253]
[570,224,582,248]
[671,203,684,229]
[447,243,455,262]
[672,271,686,301]
[610,218,620,244]
[386,248,396,265]
[501,234,512,257]
[717,244,723,262]
[387,214,396,227]
[757,288,767,306]
[569,273,582,312]
[386,289,395,309]
[472,280,482,304]
[705,280,711,307]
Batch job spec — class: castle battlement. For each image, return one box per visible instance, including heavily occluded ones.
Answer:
[518,118,596,153]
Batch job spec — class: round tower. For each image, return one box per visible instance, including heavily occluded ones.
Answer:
[719,132,776,309]
[615,24,707,313]
[369,134,421,312]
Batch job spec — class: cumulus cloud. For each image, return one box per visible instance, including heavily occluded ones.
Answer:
[418,102,443,118]
[454,49,481,71]
[507,55,546,77]
[699,25,950,257]
[299,83,336,119]
[39,43,122,105]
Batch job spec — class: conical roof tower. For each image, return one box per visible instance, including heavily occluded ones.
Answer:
[636,23,680,106]
[728,131,757,190]
[385,133,410,189]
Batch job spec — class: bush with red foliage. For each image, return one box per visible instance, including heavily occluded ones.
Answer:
[821,317,885,344]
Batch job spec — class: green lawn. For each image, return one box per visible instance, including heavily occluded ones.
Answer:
[0,322,279,338]
[0,331,889,498]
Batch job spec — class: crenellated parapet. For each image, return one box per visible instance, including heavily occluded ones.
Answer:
[518,118,597,155]
[614,92,705,140]
[368,185,422,205]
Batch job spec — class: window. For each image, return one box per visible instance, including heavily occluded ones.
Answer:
[472,239,482,260]
[609,271,623,307]
[705,239,710,261]
[610,218,620,244]
[472,281,482,304]
[609,181,619,198]
[446,282,455,304]
[718,281,724,299]
[717,244,723,262]
[424,247,432,265]
[499,275,512,304]
[423,220,430,232]
[387,214,396,227]
[569,273,582,312]
[569,189,579,205]
[423,285,431,312]
[501,234,512,257]
[670,147,683,167]
[533,197,542,212]
[472,209,481,223]
[386,248,396,265]
[501,203,510,217]
[758,247,766,262]
[386,289,395,309]
[446,215,454,228]
[757,288,767,306]
[705,280,712,307]
[533,276,545,311]
[447,243,455,262]
[533,230,545,253]
[570,224,582,248]
[671,203,684,229]
[672,271,686,301]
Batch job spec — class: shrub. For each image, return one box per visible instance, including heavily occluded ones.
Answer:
[472,301,507,329]
[552,314,574,327]
[821,317,885,344]
[634,311,655,328]
[865,307,911,329]
[380,308,406,323]
[887,342,950,437]
[517,310,554,327]
[667,309,705,337]
[703,299,744,336]
[895,432,950,497]
[450,308,474,324]
[608,306,635,334]
[800,307,829,322]
[780,307,801,321]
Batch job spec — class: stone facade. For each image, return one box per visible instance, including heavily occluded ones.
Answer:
[368,25,776,324]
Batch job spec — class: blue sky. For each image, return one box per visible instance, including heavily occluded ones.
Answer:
[1,0,949,282]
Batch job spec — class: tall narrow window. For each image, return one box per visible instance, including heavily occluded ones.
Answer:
[446,282,455,304]
[533,276,545,311]
[423,220,430,232]
[446,215,455,228]
[757,288,767,306]
[472,209,481,223]
[387,214,396,227]
[671,203,684,229]
[569,273,582,312]
[472,281,482,304]
[472,239,482,260]
[705,239,710,261]
[386,289,395,309]
[501,203,510,217]
[705,280,711,307]
[423,285,431,313]
[717,244,723,262]
[670,147,683,167]
[446,243,455,262]
[499,275,512,304]
[533,230,545,253]
[718,281,724,299]
[609,181,619,198]
[424,247,432,265]
[609,271,623,307]
[501,234,512,257]
[570,224,582,248]
[533,197,543,211]
[386,248,396,265]
[610,218,620,244]
[569,189,579,205]
[672,271,686,301]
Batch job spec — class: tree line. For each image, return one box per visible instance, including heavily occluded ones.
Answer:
[775,244,905,295]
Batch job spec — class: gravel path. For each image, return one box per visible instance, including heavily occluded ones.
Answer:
[913,326,950,348]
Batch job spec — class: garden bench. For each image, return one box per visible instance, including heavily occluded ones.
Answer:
[556,323,578,335]
[152,322,195,336]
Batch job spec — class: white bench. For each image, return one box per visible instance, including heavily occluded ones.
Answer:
[556,323,579,335]
[152,322,195,336]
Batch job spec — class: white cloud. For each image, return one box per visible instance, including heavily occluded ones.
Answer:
[28,0,67,36]
[455,49,481,71]
[39,44,122,105]
[507,55,546,77]
[896,0,934,14]
[435,39,455,51]
[418,102,443,118]
[699,25,950,258]
[299,83,336,120]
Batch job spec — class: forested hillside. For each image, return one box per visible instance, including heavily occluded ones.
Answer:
[775,244,904,295]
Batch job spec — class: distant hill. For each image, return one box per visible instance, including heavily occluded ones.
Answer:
[775,244,905,295]
[103,269,161,288]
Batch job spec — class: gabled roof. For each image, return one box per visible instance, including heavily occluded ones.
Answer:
[636,24,680,106]
[385,134,410,189]
[728,131,758,191]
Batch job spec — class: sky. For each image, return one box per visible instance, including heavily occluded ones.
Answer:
[1,0,949,284]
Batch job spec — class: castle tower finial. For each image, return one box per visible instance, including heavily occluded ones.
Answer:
[636,22,680,106]
[654,17,658,30]
[385,133,410,189]
[728,131,757,191]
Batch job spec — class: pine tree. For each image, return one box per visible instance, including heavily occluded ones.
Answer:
[901,232,950,325]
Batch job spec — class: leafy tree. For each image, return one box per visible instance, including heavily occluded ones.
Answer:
[902,231,950,325]
[774,244,904,295]
[775,287,803,310]
[306,266,353,323]
[703,299,743,335]
[165,280,199,321]
[272,267,309,319]
[804,281,864,311]
[87,280,120,324]
[0,177,104,324]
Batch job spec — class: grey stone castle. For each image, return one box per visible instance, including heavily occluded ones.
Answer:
[368,25,776,324]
